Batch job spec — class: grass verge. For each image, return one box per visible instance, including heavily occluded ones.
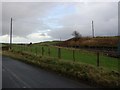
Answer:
[2,50,120,88]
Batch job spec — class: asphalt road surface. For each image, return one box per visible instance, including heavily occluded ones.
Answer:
[2,56,92,88]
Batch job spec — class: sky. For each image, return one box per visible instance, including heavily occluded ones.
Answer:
[0,1,118,43]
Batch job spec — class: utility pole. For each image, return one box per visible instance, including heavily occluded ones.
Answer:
[60,37,61,42]
[59,37,61,47]
[10,18,13,50]
[92,20,94,38]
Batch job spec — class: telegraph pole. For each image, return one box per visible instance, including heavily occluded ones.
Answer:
[60,37,61,42]
[92,20,94,38]
[59,36,61,47]
[10,18,13,50]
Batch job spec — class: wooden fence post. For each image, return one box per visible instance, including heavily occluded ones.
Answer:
[97,52,100,67]
[30,47,32,52]
[24,45,26,51]
[48,47,50,56]
[20,45,22,52]
[58,48,61,59]
[36,47,37,56]
[73,50,75,62]
[42,47,44,56]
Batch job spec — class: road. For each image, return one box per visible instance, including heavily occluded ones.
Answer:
[2,56,92,88]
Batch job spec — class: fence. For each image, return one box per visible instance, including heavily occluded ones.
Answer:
[12,45,119,71]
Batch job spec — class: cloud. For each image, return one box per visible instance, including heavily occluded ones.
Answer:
[0,2,2,36]
[2,2,58,36]
[0,32,52,43]
[1,2,118,43]
[0,34,30,43]
[57,2,118,36]
[26,32,52,43]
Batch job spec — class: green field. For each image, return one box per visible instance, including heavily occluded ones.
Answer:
[11,44,119,72]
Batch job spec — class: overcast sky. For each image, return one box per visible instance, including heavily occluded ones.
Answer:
[1,2,118,43]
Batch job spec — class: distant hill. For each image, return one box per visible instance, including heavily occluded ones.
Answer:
[33,41,62,46]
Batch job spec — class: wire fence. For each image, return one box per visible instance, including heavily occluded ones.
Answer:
[12,45,119,71]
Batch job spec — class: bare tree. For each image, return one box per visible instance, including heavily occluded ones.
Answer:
[72,31,82,48]
[72,31,82,41]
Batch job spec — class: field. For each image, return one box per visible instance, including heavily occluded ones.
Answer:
[11,44,119,72]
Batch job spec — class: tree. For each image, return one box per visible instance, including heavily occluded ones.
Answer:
[72,31,82,41]
[30,42,32,45]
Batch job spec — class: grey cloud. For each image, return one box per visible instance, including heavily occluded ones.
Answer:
[0,2,2,36]
[48,26,78,40]
[39,33,46,36]
[1,2,118,43]
[118,2,120,36]
[2,2,58,36]
[57,2,118,37]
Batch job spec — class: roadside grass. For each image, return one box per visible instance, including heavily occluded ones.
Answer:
[0,52,1,54]
[2,50,120,87]
[11,44,119,72]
